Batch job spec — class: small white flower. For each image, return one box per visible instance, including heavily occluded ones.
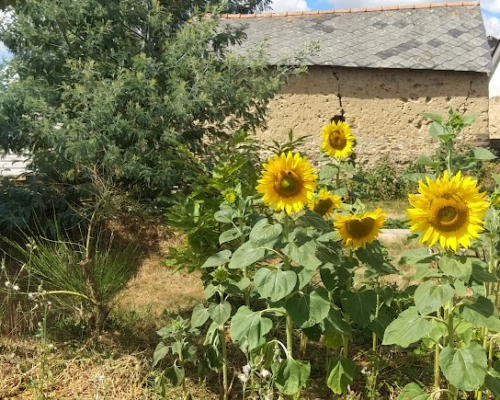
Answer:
[361,366,371,376]
[261,369,272,380]
[4,281,11,287]
[12,284,19,291]
[242,364,251,376]
[238,373,248,384]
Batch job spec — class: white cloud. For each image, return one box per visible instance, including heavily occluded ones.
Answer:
[484,14,500,38]
[482,0,500,14]
[269,0,310,12]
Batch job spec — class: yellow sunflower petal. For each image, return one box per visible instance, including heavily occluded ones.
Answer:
[334,208,386,249]
[256,151,317,214]
[406,171,489,251]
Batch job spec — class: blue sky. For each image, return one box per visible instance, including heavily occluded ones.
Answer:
[270,0,500,38]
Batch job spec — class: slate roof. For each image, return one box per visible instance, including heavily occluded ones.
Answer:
[222,2,491,73]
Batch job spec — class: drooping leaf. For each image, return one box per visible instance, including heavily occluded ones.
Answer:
[383,307,431,348]
[163,365,185,387]
[230,306,272,351]
[254,267,297,302]
[286,288,330,328]
[249,218,283,246]
[341,289,377,328]
[201,250,231,268]
[457,296,500,332]
[439,256,472,282]
[153,342,169,367]
[208,301,231,326]
[326,356,356,395]
[275,358,310,395]
[324,307,352,336]
[191,304,210,328]
[397,383,432,400]
[439,342,487,391]
[414,280,454,315]
[229,241,266,270]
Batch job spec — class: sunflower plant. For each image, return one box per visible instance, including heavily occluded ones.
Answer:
[383,109,500,400]
[181,117,399,399]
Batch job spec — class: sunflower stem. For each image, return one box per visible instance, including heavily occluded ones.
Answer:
[283,213,294,357]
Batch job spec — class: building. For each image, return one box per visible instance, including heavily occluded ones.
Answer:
[223,2,492,165]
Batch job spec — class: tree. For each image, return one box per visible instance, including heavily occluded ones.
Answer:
[0,0,299,204]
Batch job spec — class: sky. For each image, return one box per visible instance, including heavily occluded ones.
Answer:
[269,0,500,39]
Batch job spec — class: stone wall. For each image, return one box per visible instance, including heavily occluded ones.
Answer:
[490,96,500,140]
[255,66,490,167]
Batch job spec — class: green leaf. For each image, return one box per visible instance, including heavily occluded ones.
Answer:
[282,239,321,270]
[439,256,472,282]
[286,288,330,328]
[397,383,432,400]
[230,306,272,351]
[153,342,169,367]
[325,307,352,336]
[472,147,496,161]
[368,309,391,339]
[439,342,487,391]
[208,301,231,326]
[191,304,210,328]
[471,260,498,283]
[202,250,232,268]
[254,267,297,302]
[485,361,500,396]
[414,280,454,315]
[458,296,500,332]
[219,228,242,244]
[163,365,185,387]
[421,112,444,124]
[326,356,356,395]
[341,289,377,328]
[249,218,283,246]
[297,267,315,289]
[383,307,431,348]
[298,209,331,231]
[228,241,266,270]
[399,248,437,267]
[323,331,344,349]
[214,207,237,224]
[275,358,310,395]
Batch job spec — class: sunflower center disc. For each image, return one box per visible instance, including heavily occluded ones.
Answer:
[346,217,375,239]
[429,195,469,232]
[329,130,347,150]
[314,198,333,217]
[275,170,302,197]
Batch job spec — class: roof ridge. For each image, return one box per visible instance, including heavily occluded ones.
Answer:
[222,1,480,18]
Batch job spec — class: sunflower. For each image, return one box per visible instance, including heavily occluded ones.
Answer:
[256,152,317,214]
[309,188,342,219]
[334,209,386,249]
[407,171,489,251]
[320,120,355,159]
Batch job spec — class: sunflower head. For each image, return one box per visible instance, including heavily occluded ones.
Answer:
[320,120,355,160]
[334,208,386,249]
[309,188,342,219]
[407,171,489,251]
[222,189,237,204]
[256,152,318,214]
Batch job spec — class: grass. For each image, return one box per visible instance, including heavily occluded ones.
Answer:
[0,200,445,400]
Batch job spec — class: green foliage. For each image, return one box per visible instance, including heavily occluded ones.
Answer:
[0,0,302,211]
[2,226,140,333]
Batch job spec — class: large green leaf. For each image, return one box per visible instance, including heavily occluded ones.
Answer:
[191,304,210,328]
[397,383,432,400]
[219,228,242,244]
[201,250,231,268]
[399,248,437,267]
[439,256,472,282]
[383,307,431,348]
[471,260,498,283]
[298,209,330,231]
[228,241,266,270]
[249,218,283,246]
[254,267,297,302]
[341,289,377,328]
[275,358,310,395]
[326,356,356,395]
[153,342,169,367]
[286,288,330,328]
[163,365,185,387]
[282,239,321,270]
[471,147,497,161]
[485,361,500,397]
[439,342,487,391]
[414,280,454,315]
[324,307,352,336]
[230,306,272,351]
[208,301,231,326]
[214,207,237,224]
[457,296,500,332]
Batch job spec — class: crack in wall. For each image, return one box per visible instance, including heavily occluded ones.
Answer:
[460,72,474,113]
[331,68,345,122]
